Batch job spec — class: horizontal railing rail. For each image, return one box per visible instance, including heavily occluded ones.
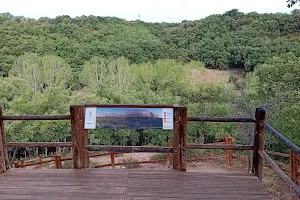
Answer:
[265,123,300,156]
[265,150,290,158]
[187,144,254,150]
[1,115,70,121]
[6,142,72,148]
[87,145,173,153]
[187,116,255,122]
[260,150,300,197]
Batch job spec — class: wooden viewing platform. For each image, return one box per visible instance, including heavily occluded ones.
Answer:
[1,104,300,199]
[0,169,272,200]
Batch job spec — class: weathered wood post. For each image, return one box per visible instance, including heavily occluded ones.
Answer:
[0,107,9,172]
[13,161,19,168]
[20,160,24,168]
[295,154,299,185]
[229,137,233,167]
[252,107,266,180]
[173,106,187,171]
[54,153,62,169]
[55,153,59,169]
[179,107,187,172]
[173,107,180,170]
[290,150,299,184]
[71,105,89,169]
[110,152,115,168]
[225,137,229,166]
[225,137,233,167]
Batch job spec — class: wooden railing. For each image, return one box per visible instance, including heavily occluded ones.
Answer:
[13,152,229,169]
[263,123,300,197]
[13,152,123,169]
[187,107,300,198]
[1,105,300,197]
[264,150,299,184]
[13,137,235,169]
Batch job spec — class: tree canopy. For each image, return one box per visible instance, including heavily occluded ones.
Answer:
[1,9,300,78]
[287,0,300,8]
[0,9,299,154]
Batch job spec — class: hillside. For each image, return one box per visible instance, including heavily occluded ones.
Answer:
[1,9,300,77]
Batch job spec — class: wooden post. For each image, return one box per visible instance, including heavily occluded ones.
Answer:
[173,107,180,170]
[81,106,89,169]
[71,105,79,169]
[224,137,234,166]
[54,153,59,169]
[110,152,115,168]
[20,160,24,168]
[0,107,8,172]
[290,150,299,185]
[295,154,299,185]
[166,139,171,169]
[13,161,19,168]
[252,107,266,180]
[228,137,233,167]
[179,107,187,172]
[58,154,62,169]
[225,137,230,166]
[290,150,295,183]
[54,153,62,169]
[71,105,89,169]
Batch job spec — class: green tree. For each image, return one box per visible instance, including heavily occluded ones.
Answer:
[243,53,300,149]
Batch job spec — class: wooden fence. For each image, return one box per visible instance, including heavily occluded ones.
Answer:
[13,137,235,169]
[1,105,300,197]
[264,150,299,185]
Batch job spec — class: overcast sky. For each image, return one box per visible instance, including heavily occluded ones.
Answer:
[0,0,293,22]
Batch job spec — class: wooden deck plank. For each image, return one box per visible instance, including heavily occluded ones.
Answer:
[0,169,273,200]
[0,194,125,200]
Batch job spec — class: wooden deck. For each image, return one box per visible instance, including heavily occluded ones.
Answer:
[0,169,273,200]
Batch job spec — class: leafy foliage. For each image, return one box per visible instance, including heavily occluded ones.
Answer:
[243,53,300,150]
[1,10,300,77]
[1,10,299,154]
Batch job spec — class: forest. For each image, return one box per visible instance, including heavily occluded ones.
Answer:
[0,9,299,155]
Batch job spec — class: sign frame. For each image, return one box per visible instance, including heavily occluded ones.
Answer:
[83,104,174,130]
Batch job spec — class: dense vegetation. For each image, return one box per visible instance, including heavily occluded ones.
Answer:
[0,9,299,157]
[1,9,300,77]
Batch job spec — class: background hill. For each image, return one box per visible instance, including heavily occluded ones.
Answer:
[1,9,300,76]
